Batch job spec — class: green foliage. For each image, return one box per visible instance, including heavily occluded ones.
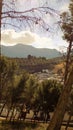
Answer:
[61,0,73,42]
[24,76,38,107]
[0,56,63,120]
[9,72,30,105]
[32,80,62,113]
[0,56,17,102]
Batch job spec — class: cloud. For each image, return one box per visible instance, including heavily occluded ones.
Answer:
[1,29,37,46]
[1,29,67,51]
[1,29,54,48]
[34,37,55,49]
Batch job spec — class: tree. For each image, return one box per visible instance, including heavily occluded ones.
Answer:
[32,79,62,122]
[0,56,17,117]
[47,69,73,130]
[5,71,29,120]
[65,88,73,130]
[1,0,59,30]
[46,0,73,130]
[23,75,38,109]
[0,0,2,53]
[0,56,16,101]
[39,80,62,112]
[0,0,2,28]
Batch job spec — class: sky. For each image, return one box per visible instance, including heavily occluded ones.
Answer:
[1,0,70,52]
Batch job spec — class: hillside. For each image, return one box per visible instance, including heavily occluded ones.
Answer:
[1,44,61,59]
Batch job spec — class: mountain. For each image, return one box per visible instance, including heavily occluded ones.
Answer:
[1,44,61,59]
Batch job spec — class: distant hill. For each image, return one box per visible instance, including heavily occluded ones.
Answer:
[1,44,61,59]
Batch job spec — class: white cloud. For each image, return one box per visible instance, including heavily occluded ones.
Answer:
[33,37,56,49]
[1,29,37,46]
[1,29,68,51]
[1,29,54,48]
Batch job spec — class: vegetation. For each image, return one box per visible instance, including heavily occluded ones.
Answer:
[65,88,73,130]
[47,0,73,129]
[0,56,17,101]
[0,0,73,130]
[0,56,63,123]
[8,56,63,74]
[0,55,73,130]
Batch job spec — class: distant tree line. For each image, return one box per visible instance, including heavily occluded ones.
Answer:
[8,56,62,74]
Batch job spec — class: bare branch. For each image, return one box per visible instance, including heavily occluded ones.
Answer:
[1,0,60,31]
[2,22,21,30]
[2,6,59,15]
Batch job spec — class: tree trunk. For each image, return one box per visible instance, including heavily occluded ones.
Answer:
[46,69,73,130]
[64,41,72,85]
[0,102,6,116]
[17,103,25,120]
[46,40,73,130]
[0,0,2,28]
[0,0,2,55]
[0,0,2,99]
[9,106,15,121]
[6,104,13,120]
[13,109,18,121]
[65,114,71,130]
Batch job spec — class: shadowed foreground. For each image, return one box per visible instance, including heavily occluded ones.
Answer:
[0,120,73,130]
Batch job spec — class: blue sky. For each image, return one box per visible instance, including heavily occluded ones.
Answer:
[1,0,70,52]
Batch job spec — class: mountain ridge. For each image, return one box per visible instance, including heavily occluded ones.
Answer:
[1,44,61,59]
